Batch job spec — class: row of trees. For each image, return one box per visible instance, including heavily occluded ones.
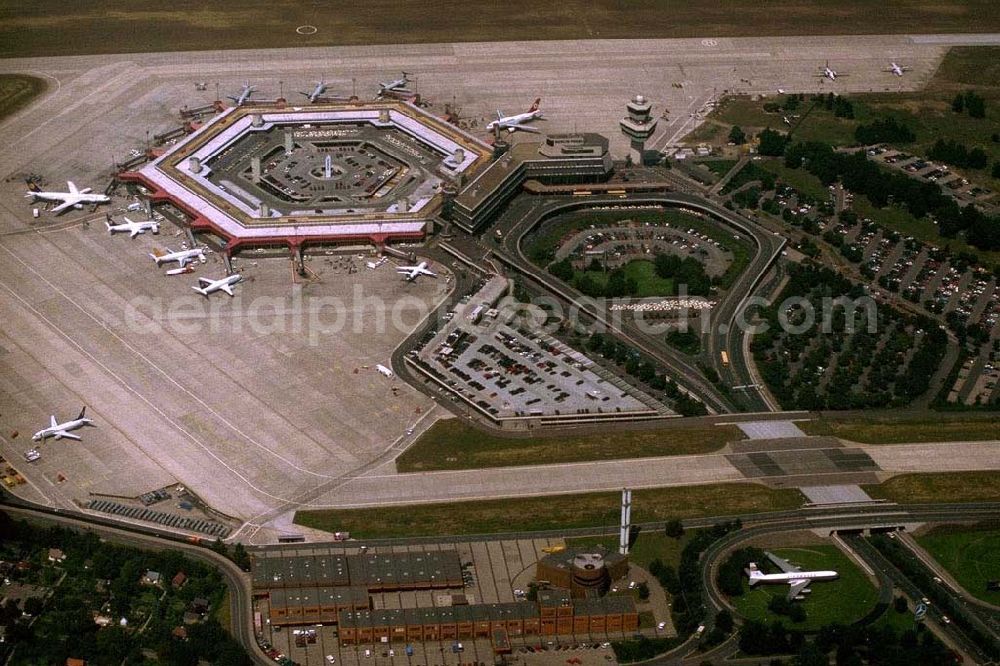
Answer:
[782,141,1000,251]
[952,90,987,118]
[586,331,708,416]
[927,138,990,170]
[854,117,916,145]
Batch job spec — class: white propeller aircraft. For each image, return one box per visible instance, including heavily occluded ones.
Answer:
[149,247,206,268]
[32,407,94,442]
[227,81,256,106]
[192,274,242,297]
[746,551,839,600]
[26,181,110,214]
[486,98,544,134]
[378,72,413,95]
[397,261,436,282]
[817,61,846,82]
[300,80,327,103]
[885,62,909,77]
[106,215,159,238]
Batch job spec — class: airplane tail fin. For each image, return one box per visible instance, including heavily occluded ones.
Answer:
[529,98,541,112]
[77,406,86,420]
[746,563,763,585]
[25,179,40,193]
[105,220,113,232]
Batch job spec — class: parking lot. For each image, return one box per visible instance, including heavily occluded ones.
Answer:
[410,278,662,419]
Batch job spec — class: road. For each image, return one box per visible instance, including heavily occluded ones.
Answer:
[489,192,784,414]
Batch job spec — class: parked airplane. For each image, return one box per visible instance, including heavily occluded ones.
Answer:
[885,62,909,77]
[378,72,413,95]
[300,80,327,103]
[746,551,839,600]
[375,364,393,378]
[149,247,205,268]
[397,261,436,281]
[227,81,256,106]
[106,215,159,238]
[32,407,94,442]
[816,62,845,82]
[486,98,544,134]
[192,274,242,297]
[25,181,110,214]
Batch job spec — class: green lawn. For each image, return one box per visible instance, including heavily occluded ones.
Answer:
[397,418,742,472]
[696,160,739,178]
[871,602,922,634]
[917,526,1000,606]
[567,531,691,570]
[567,259,677,298]
[760,160,831,202]
[732,545,878,631]
[294,483,805,539]
[802,414,1000,443]
[0,74,47,121]
[864,472,1000,504]
[2,2,997,58]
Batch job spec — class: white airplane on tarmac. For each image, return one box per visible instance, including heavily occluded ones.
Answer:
[106,215,159,238]
[378,72,413,94]
[746,551,839,600]
[32,407,94,442]
[486,98,544,134]
[885,62,910,77]
[397,261,436,282]
[149,247,206,268]
[227,81,256,106]
[816,61,846,82]
[26,181,110,214]
[300,80,327,103]
[192,274,242,297]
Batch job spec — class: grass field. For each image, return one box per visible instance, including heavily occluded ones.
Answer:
[396,418,743,472]
[732,545,878,631]
[0,2,997,59]
[294,483,805,539]
[760,160,831,202]
[917,526,1000,605]
[864,471,1000,504]
[567,531,691,570]
[569,259,678,298]
[697,160,739,179]
[802,414,1000,443]
[0,74,47,121]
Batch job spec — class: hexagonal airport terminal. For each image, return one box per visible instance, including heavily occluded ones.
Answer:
[121,101,492,253]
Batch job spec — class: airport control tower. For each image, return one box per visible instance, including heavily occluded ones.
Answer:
[619,94,658,165]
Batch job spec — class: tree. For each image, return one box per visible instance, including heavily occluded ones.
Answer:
[952,93,965,113]
[637,581,650,601]
[758,128,790,156]
[729,125,747,145]
[232,542,250,571]
[664,519,685,539]
[893,595,909,613]
[716,609,734,633]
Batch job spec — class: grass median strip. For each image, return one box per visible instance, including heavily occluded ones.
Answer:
[0,75,47,122]
[802,414,1000,444]
[863,471,1000,504]
[396,418,743,472]
[294,483,805,539]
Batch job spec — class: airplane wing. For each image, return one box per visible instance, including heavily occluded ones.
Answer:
[50,415,58,428]
[514,125,542,134]
[787,579,810,599]
[766,552,801,574]
[54,431,81,441]
[177,255,189,267]
[67,181,79,194]
[50,200,76,214]
[496,110,503,120]
[197,277,213,286]
[129,227,141,238]
[396,266,414,273]
[418,268,436,277]
[220,284,235,296]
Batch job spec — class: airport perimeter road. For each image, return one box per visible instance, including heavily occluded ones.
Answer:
[0,504,272,666]
[493,192,784,414]
[306,439,1000,509]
